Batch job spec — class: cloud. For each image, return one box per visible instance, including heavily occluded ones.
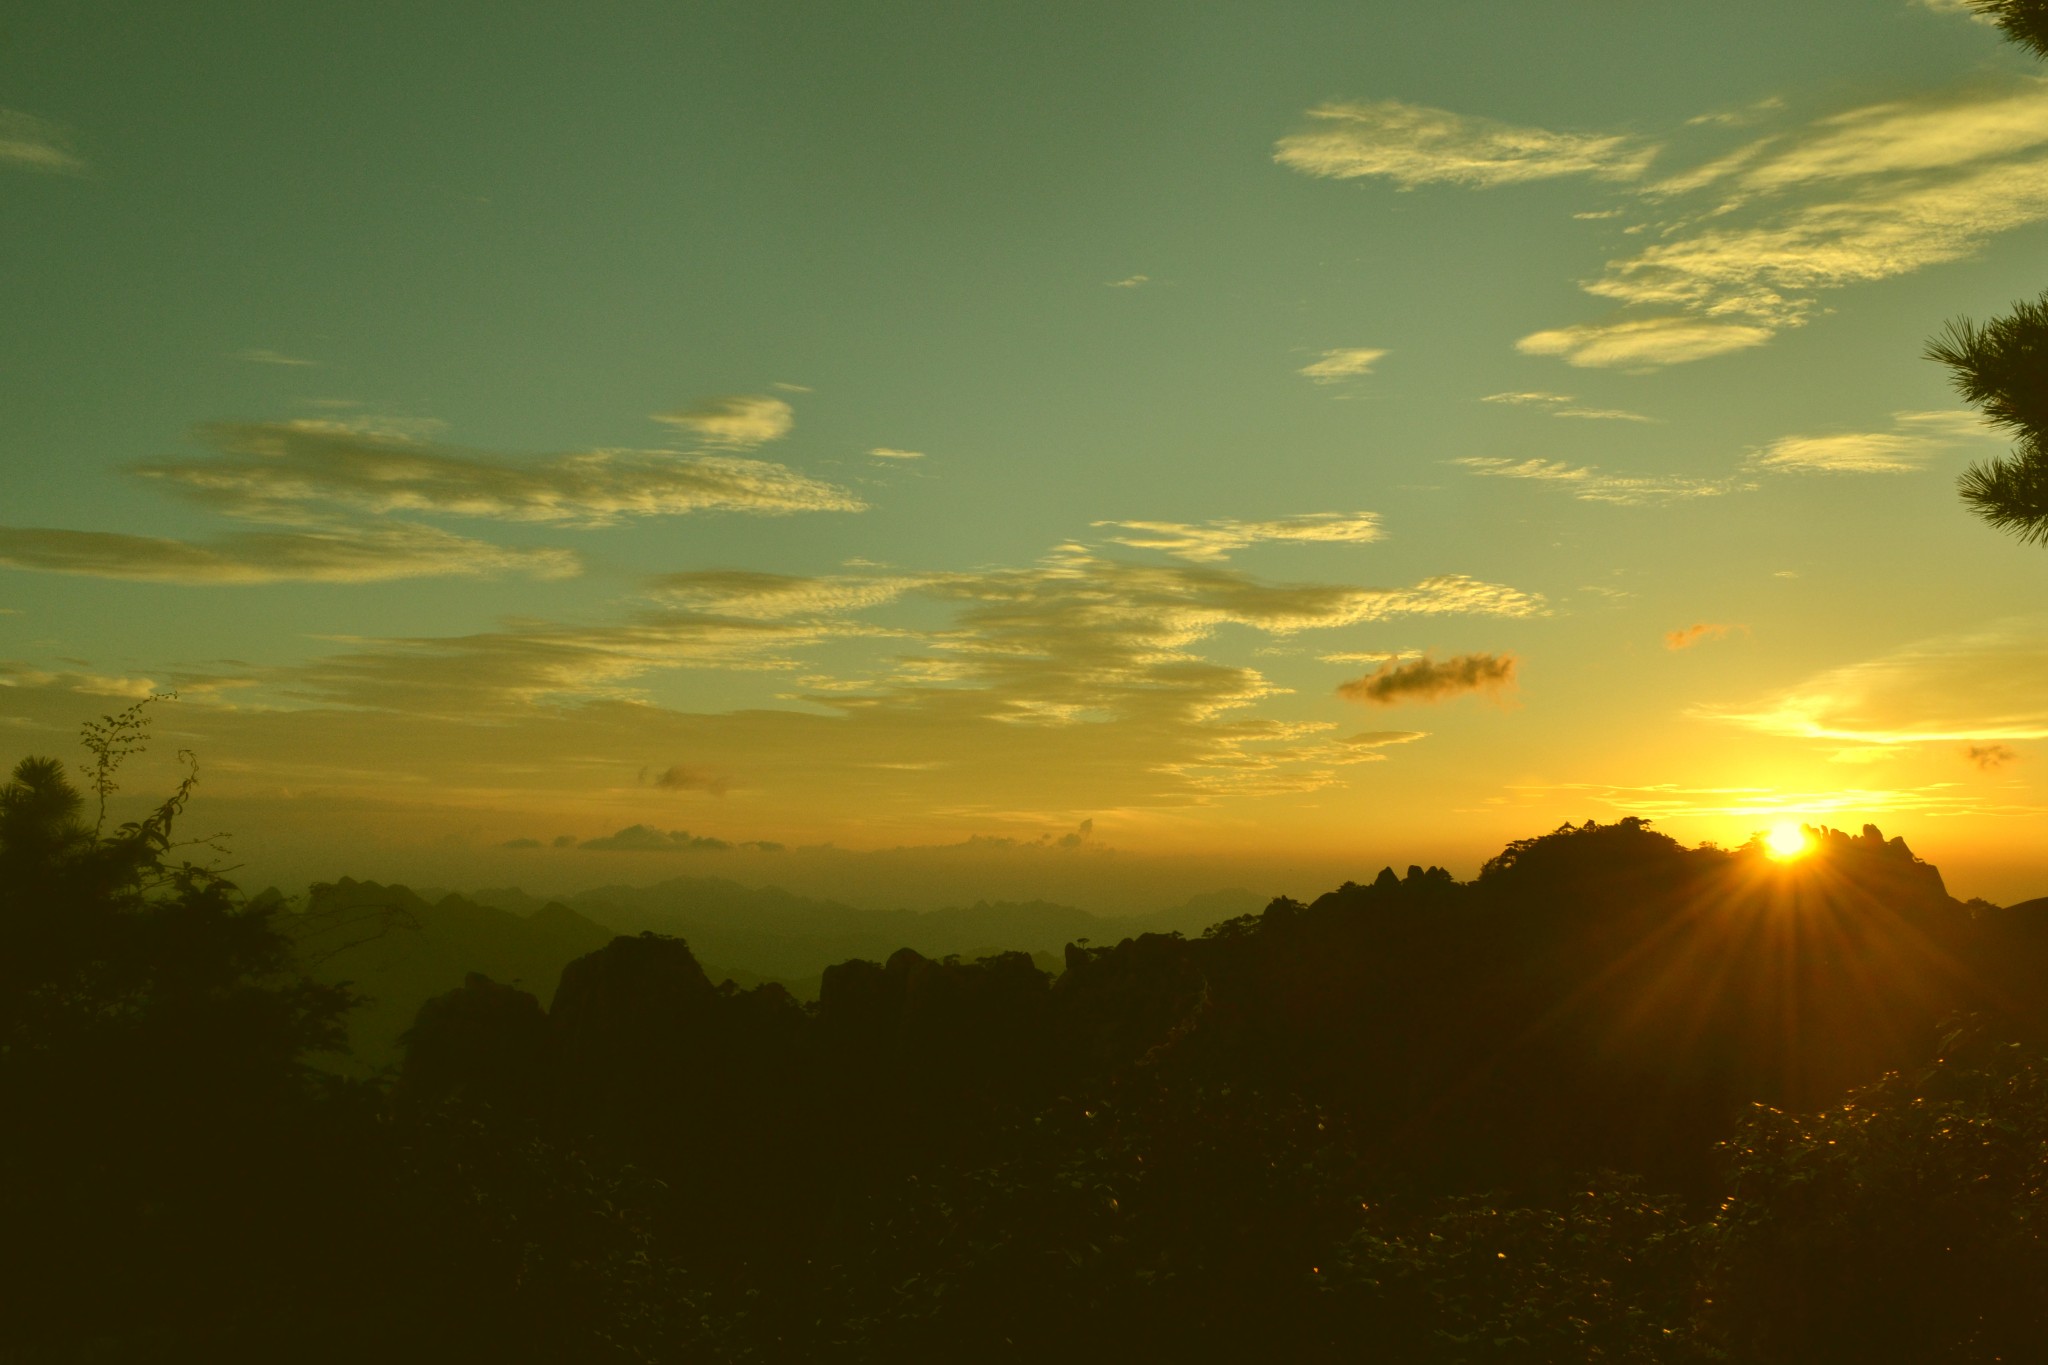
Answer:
[1967,743,2018,770]
[868,447,924,460]
[237,349,316,367]
[1481,391,1655,421]
[1298,348,1387,382]
[1107,274,1150,288]
[501,837,543,849]
[1274,100,1656,188]
[1702,627,2048,747]
[1749,409,2000,474]
[1919,0,2000,23]
[1751,432,1934,474]
[280,611,863,717]
[1094,512,1383,562]
[1337,652,1518,706]
[0,523,577,584]
[140,419,862,527]
[1455,457,1749,505]
[580,824,735,853]
[649,764,731,795]
[649,394,794,448]
[1344,729,1428,747]
[0,109,83,174]
[1508,779,2040,823]
[1515,317,1773,368]
[1665,622,1744,651]
[0,664,160,699]
[647,569,920,618]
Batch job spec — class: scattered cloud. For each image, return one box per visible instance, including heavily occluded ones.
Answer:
[0,523,577,585]
[140,419,863,526]
[0,109,84,174]
[1455,456,1749,505]
[650,394,795,448]
[1094,512,1382,562]
[1107,274,1150,288]
[1298,347,1387,382]
[1665,622,1744,651]
[1321,650,1420,664]
[1967,743,2018,770]
[1288,81,2048,368]
[649,764,732,795]
[237,349,317,367]
[868,446,924,460]
[1481,391,1654,421]
[1337,652,1519,706]
[1274,100,1656,188]
[1516,317,1773,369]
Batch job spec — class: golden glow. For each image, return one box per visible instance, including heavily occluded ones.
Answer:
[1765,821,1815,861]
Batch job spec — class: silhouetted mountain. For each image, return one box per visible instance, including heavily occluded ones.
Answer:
[467,876,1264,981]
[286,878,616,1069]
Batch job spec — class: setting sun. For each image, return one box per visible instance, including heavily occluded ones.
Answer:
[1765,821,1816,861]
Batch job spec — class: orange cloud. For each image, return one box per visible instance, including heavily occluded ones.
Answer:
[1665,622,1744,651]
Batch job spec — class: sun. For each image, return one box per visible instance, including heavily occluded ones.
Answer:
[1764,821,1815,861]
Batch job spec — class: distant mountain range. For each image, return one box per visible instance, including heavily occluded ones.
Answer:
[278,875,1267,1069]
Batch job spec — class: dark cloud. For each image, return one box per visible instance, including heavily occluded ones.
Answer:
[649,764,731,795]
[551,835,579,848]
[1338,652,1518,706]
[1967,743,2018,770]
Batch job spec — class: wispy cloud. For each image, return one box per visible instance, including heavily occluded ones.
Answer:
[237,349,317,367]
[0,109,84,174]
[1516,317,1773,369]
[1094,512,1383,562]
[1567,82,2048,364]
[1750,432,1934,474]
[868,446,924,460]
[1967,743,2018,770]
[649,394,795,448]
[1481,390,1655,421]
[1106,274,1150,289]
[140,419,863,527]
[1288,81,2048,369]
[1665,622,1744,651]
[1299,347,1387,382]
[0,523,576,585]
[647,569,920,618]
[1455,456,1749,505]
[1275,100,1656,188]
[1748,408,1999,474]
[1701,627,2048,747]
[1337,652,1518,706]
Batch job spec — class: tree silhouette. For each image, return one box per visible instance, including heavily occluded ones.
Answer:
[1927,3,2048,544]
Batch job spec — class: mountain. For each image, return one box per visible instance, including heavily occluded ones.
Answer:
[283,878,617,1071]
[467,877,1265,982]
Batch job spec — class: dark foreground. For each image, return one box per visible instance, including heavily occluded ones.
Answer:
[5,744,2047,1363]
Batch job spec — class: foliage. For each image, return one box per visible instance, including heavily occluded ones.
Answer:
[1696,1024,2048,1363]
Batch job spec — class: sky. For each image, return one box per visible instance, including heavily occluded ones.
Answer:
[4,0,2047,908]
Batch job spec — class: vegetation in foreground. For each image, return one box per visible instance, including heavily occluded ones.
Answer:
[2,703,2047,1363]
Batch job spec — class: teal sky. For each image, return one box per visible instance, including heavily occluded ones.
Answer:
[4,1,2046,906]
